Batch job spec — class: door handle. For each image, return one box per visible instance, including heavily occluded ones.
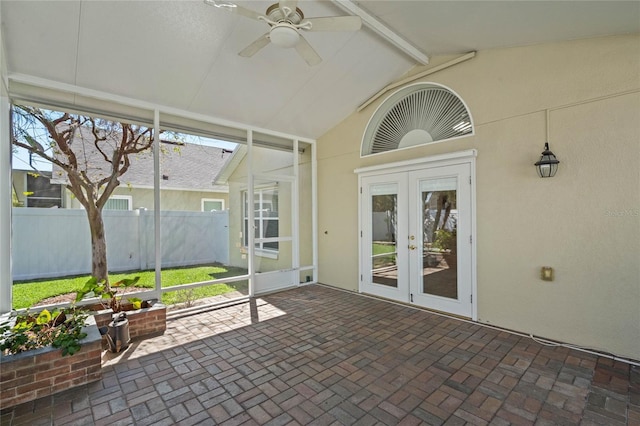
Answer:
[409,245,417,250]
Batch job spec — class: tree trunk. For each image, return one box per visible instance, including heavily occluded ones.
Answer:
[87,206,109,288]
[432,194,445,241]
[442,202,452,231]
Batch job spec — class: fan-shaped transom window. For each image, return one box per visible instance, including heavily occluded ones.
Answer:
[361,83,473,156]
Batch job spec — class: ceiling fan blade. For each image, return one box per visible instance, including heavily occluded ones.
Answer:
[295,35,322,66]
[239,34,270,57]
[204,0,262,21]
[303,16,362,32]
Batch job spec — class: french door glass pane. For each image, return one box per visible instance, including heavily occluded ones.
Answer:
[371,184,398,288]
[420,177,458,299]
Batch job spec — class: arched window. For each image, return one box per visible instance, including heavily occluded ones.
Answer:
[361,83,473,156]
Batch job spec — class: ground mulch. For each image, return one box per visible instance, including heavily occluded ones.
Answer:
[34,287,148,307]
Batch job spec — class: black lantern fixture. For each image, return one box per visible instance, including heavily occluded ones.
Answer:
[534,142,559,178]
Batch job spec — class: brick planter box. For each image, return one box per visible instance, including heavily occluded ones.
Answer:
[92,301,166,340]
[0,316,102,409]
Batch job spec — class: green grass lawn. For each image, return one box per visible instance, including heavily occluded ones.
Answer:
[372,242,396,255]
[12,265,248,309]
[372,242,396,268]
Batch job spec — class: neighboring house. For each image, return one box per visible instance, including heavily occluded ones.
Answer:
[48,126,233,212]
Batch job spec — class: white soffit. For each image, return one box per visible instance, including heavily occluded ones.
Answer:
[74,1,234,110]
[2,1,81,84]
[361,1,640,55]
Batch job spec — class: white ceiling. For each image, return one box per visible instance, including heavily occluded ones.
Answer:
[2,0,638,140]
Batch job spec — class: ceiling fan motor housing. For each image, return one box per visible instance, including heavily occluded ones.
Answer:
[266,3,304,24]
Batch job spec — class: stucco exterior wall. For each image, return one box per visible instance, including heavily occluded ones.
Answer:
[316,34,640,360]
[65,187,228,212]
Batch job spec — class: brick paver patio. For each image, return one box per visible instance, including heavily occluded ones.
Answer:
[1,284,637,425]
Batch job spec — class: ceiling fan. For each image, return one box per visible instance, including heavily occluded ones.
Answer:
[204,0,362,66]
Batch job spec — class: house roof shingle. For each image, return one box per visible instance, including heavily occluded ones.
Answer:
[51,126,236,192]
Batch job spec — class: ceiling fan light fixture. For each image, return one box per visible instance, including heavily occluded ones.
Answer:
[270,24,300,48]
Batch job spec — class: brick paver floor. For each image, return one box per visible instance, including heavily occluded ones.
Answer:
[1,284,637,425]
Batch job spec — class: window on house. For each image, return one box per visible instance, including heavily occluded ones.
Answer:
[103,195,132,211]
[361,83,473,156]
[202,198,225,211]
[25,172,63,208]
[243,187,279,255]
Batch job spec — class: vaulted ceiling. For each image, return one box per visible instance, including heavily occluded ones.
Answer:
[2,1,638,139]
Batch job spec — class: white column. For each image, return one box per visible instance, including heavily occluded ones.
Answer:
[311,141,318,282]
[153,110,161,298]
[0,0,12,312]
[0,95,12,313]
[292,139,300,284]
[247,130,254,297]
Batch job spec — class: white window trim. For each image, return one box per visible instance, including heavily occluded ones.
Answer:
[243,186,279,258]
[254,248,278,259]
[201,198,225,212]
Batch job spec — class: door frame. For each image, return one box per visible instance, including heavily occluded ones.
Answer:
[355,149,478,320]
[251,174,297,295]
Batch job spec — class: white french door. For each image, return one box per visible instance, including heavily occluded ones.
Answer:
[359,156,475,318]
[360,172,410,302]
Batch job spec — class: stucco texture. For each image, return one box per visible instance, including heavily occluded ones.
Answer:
[316,34,640,360]
[63,187,229,212]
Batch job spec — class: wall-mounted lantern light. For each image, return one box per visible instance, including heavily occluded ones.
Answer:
[534,142,559,178]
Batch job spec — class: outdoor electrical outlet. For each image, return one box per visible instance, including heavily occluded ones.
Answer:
[541,267,554,281]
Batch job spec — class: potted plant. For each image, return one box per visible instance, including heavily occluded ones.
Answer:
[0,306,102,408]
[1,307,90,356]
[75,276,166,351]
[75,276,144,311]
[433,229,457,270]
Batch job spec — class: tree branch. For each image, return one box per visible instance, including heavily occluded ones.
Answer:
[90,117,111,164]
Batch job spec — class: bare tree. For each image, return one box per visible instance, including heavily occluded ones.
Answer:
[12,105,153,287]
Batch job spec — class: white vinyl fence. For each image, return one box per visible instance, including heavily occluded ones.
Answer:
[372,211,396,242]
[12,208,229,281]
